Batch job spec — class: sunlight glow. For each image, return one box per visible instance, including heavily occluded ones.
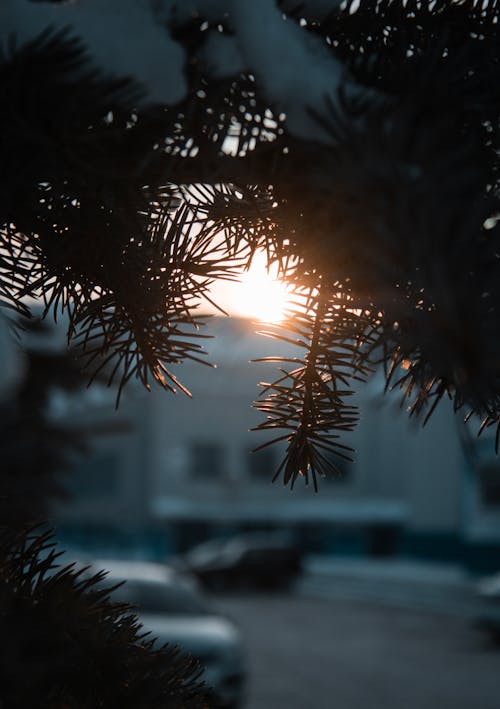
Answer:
[234,251,291,322]
[210,250,292,323]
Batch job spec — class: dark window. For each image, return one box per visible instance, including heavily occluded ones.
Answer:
[66,452,118,499]
[321,452,352,483]
[246,447,276,479]
[479,462,500,507]
[189,442,224,479]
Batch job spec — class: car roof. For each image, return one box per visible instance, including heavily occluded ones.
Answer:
[188,531,296,555]
[85,559,196,588]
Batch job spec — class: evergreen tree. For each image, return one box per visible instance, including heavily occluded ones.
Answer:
[1,0,498,489]
[0,529,209,708]
[0,321,211,707]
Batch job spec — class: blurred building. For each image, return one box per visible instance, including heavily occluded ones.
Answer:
[51,317,500,571]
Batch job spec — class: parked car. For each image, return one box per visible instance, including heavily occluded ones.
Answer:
[85,559,245,708]
[174,532,303,591]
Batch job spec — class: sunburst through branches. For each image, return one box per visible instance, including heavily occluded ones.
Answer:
[1,0,500,490]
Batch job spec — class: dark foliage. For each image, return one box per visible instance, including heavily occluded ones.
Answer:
[0,319,95,529]
[0,529,209,709]
[253,286,370,491]
[1,1,499,489]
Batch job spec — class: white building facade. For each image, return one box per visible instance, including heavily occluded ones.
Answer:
[54,318,500,571]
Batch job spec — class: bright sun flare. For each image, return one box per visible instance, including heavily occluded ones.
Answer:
[234,252,290,322]
[211,250,292,323]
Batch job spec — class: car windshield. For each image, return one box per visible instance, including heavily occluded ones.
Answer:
[111,578,211,615]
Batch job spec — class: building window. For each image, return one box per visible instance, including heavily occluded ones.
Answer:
[478,462,500,507]
[322,452,352,483]
[189,442,225,479]
[66,452,118,499]
[246,447,276,480]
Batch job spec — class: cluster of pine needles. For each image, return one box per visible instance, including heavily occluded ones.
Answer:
[0,0,499,492]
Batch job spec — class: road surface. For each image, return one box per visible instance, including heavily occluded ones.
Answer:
[213,590,499,709]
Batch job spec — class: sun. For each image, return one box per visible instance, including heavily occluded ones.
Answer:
[210,250,292,323]
[233,252,291,322]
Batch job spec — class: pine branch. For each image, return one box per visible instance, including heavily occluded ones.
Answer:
[253,284,370,491]
[1,0,500,482]
[0,528,211,709]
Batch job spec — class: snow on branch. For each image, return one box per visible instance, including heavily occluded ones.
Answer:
[0,0,187,104]
[229,0,344,140]
[3,0,350,141]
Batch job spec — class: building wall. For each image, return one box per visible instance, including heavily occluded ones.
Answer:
[147,320,467,535]
[50,317,500,565]
[51,386,153,530]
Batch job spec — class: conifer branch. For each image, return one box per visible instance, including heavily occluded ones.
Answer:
[254,285,370,491]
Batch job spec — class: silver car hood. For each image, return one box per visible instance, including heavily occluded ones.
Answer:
[139,613,241,651]
[140,612,245,703]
